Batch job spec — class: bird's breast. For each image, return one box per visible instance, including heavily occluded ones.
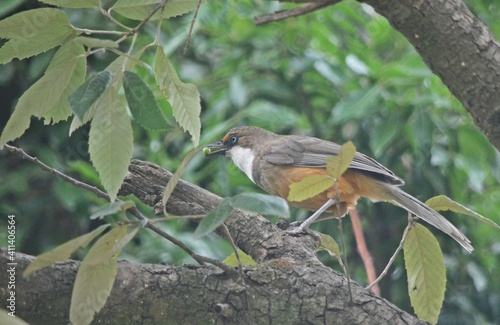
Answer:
[228,147,256,183]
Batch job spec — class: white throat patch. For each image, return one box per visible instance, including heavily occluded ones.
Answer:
[229,147,255,183]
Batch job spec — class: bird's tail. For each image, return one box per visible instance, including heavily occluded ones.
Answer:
[381,184,473,252]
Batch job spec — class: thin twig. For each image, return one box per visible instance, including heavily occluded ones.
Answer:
[350,207,379,295]
[338,217,353,303]
[222,223,243,278]
[2,144,238,273]
[366,214,418,291]
[100,7,133,31]
[253,0,341,26]
[128,0,170,36]
[72,26,128,35]
[183,0,203,54]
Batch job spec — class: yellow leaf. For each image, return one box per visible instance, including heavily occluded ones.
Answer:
[23,224,110,277]
[288,174,333,202]
[317,232,340,257]
[88,86,133,202]
[155,46,201,146]
[404,224,446,324]
[163,147,200,215]
[326,141,356,179]
[70,225,138,325]
[426,195,499,230]
[223,249,256,267]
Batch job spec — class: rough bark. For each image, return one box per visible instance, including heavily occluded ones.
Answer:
[0,160,427,325]
[362,0,500,151]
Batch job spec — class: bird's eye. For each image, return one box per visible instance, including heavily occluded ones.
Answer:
[229,135,238,145]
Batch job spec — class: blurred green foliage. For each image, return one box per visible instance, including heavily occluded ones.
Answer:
[1,0,499,323]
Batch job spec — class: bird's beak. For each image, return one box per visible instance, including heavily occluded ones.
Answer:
[203,141,228,156]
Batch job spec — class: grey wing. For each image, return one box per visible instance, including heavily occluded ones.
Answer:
[264,135,404,186]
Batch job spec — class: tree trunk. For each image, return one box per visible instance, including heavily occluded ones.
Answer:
[0,160,427,325]
[362,0,500,151]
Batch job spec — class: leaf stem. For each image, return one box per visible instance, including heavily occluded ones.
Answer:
[72,26,128,36]
[366,215,417,291]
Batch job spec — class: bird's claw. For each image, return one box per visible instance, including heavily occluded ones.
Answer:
[284,224,320,241]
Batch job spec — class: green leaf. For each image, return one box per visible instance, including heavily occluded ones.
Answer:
[90,201,135,220]
[0,12,74,64]
[123,71,169,130]
[326,141,356,179]
[68,46,148,134]
[404,224,446,325]
[23,224,110,277]
[163,147,200,215]
[74,36,119,49]
[70,225,138,325]
[69,71,112,121]
[287,174,334,202]
[0,41,85,146]
[155,46,201,146]
[43,47,87,124]
[426,195,500,230]
[194,199,233,239]
[229,193,290,217]
[0,309,29,325]
[316,232,340,257]
[223,249,256,267]
[331,86,381,123]
[113,0,201,21]
[39,0,99,8]
[0,8,69,39]
[0,0,27,18]
[88,86,133,202]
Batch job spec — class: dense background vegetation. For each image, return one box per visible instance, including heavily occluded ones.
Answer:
[1,0,499,323]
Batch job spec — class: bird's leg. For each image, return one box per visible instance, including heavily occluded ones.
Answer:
[286,198,338,235]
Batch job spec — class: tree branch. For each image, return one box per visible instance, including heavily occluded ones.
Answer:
[362,0,500,151]
[1,159,428,324]
[253,1,341,26]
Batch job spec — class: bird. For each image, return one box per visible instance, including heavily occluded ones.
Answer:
[204,126,473,252]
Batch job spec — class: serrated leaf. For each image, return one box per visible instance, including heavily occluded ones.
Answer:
[88,86,133,202]
[69,46,147,134]
[113,0,201,20]
[90,201,135,220]
[74,36,119,49]
[326,141,356,179]
[0,20,74,65]
[0,41,84,146]
[163,147,200,215]
[317,232,340,257]
[123,71,169,130]
[43,47,87,124]
[404,224,446,325]
[0,8,69,39]
[39,0,99,8]
[229,193,290,217]
[155,46,201,146]
[70,225,138,325]
[194,199,233,239]
[426,195,500,230]
[23,224,110,277]
[69,71,112,121]
[288,174,334,202]
[223,249,256,267]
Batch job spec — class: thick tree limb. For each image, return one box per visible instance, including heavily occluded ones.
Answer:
[0,160,428,324]
[362,0,500,151]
